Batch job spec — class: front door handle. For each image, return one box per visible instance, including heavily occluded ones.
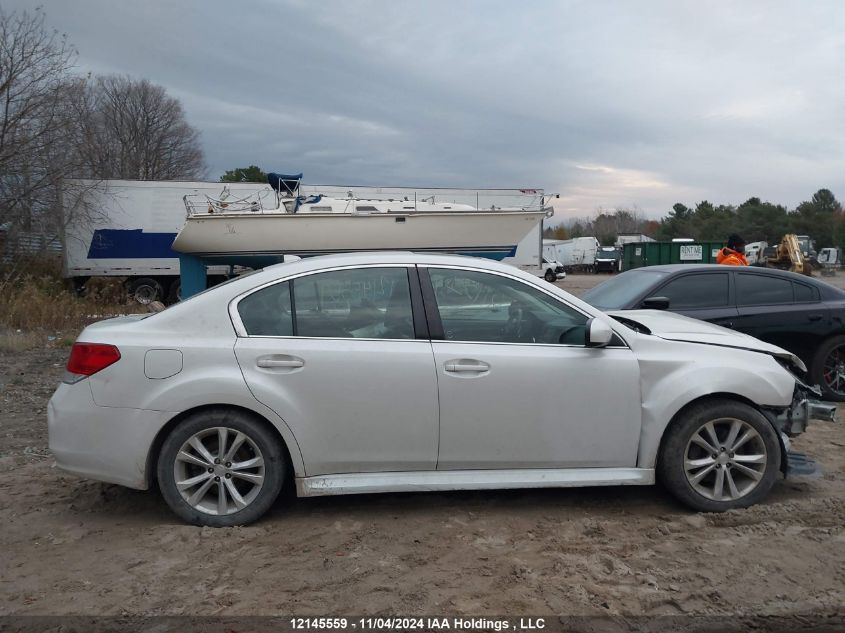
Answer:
[256,355,304,369]
[445,359,490,373]
[715,320,734,329]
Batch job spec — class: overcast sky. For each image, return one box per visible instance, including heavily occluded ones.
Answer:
[8,0,845,220]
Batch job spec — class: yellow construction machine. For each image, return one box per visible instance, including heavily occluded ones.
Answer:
[766,234,812,275]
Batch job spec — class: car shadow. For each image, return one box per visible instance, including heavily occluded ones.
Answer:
[43,470,819,527]
[266,484,679,522]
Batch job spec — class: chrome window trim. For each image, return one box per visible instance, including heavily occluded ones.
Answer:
[229,263,415,338]
[431,339,629,350]
[420,263,631,349]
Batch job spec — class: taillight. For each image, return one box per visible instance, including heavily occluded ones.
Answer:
[64,343,121,383]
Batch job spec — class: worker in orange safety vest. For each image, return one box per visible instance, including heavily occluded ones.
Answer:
[716,234,749,266]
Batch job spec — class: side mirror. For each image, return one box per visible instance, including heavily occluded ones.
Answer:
[642,296,670,310]
[585,318,613,348]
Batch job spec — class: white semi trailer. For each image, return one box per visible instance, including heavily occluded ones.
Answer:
[615,233,655,248]
[551,236,601,272]
[502,224,566,282]
[63,179,267,303]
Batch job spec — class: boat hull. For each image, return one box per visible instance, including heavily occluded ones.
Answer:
[171,211,546,260]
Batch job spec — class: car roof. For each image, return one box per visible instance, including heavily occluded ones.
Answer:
[624,263,845,297]
[633,263,812,279]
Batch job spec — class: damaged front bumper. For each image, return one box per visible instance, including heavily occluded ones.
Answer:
[767,379,837,437]
[763,379,837,477]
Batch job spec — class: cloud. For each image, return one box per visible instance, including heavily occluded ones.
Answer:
[5,0,845,218]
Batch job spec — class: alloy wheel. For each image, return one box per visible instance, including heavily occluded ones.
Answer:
[683,417,768,502]
[822,345,845,396]
[173,426,265,515]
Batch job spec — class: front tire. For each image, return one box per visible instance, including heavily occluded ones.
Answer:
[657,400,780,512]
[810,335,845,402]
[157,409,286,526]
[544,269,556,283]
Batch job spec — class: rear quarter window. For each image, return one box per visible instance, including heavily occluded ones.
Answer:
[237,281,293,336]
[736,274,794,305]
[793,282,820,303]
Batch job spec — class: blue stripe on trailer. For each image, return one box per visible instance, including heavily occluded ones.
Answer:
[88,229,178,259]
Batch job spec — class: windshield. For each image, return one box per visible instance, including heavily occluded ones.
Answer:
[581,269,669,309]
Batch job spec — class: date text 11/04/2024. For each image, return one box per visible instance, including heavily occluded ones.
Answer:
[290,617,547,630]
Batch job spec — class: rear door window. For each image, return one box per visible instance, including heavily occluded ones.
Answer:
[293,267,414,339]
[736,274,794,305]
[653,273,729,309]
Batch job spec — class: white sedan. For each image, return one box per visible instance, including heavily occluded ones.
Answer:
[48,253,835,526]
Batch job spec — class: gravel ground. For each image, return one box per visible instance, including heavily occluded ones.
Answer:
[1,274,844,625]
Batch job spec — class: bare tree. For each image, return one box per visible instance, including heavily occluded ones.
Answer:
[0,6,76,244]
[78,75,206,180]
[561,206,649,244]
[0,8,206,267]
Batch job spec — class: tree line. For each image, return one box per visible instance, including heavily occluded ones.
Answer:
[0,7,205,255]
[546,188,843,250]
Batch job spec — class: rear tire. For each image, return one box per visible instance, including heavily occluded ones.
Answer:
[166,279,182,305]
[157,409,286,526]
[127,277,163,305]
[810,335,845,402]
[657,399,780,512]
[71,276,90,297]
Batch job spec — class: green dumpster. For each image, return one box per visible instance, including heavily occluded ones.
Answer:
[622,241,726,271]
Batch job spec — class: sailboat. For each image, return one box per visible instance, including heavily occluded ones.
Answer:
[171,173,551,260]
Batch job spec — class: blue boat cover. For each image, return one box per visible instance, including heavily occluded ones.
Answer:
[267,172,302,195]
[292,194,322,211]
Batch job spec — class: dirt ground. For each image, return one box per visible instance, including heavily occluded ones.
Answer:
[1,274,845,625]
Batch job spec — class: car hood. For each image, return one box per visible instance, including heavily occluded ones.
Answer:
[607,309,807,372]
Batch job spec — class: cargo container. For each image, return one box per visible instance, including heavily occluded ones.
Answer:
[621,241,726,271]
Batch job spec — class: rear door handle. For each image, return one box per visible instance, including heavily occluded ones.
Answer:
[256,355,304,369]
[808,314,823,322]
[715,320,734,329]
[445,359,490,373]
